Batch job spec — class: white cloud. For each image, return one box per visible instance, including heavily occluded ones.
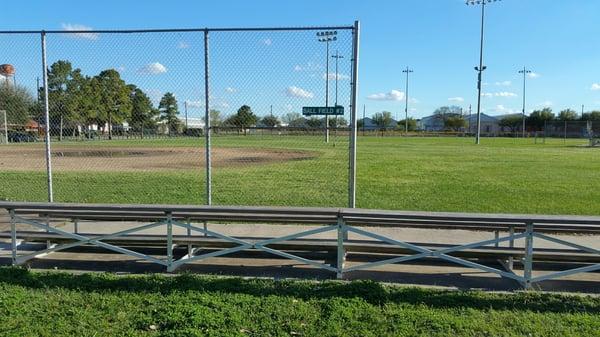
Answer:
[323,73,350,81]
[225,87,236,93]
[185,100,203,108]
[178,41,190,49]
[493,105,516,114]
[495,81,511,86]
[116,65,126,72]
[528,72,541,79]
[61,23,99,40]
[286,86,314,99]
[367,90,405,101]
[138,62,167,75]
[495,91,517,97]
[591,83,600,91]
[448,97,464,102]
[294,62,321,72]
[481,92,517,98]
[262,38,272,46]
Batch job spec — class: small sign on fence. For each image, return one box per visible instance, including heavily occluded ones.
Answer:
[302,106,344,116]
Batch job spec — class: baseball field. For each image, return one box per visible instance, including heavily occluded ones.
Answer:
[0,135,598,215]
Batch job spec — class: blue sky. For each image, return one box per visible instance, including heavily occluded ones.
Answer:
[1,0,600,120]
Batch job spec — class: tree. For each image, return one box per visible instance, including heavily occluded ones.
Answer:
[94,69,132,139]
[444,116,466,131]
[288,117,308,128]
[46,60,83,139]
[434,105,462,118]
[397,118,417,131]
[328,116,348,128]
[158,92,180,135]
[498,115,522,133]
[0,84,35,125]
[581,111,600,121]
[235,105,258,129]
[282,112,302,125]
[261,115,280,128]
[208,109,222,127]
[557,109,578,121]
[372,111,394,130]
[307,117,323,128]
[128,85,157,137]
[527,107,554,131]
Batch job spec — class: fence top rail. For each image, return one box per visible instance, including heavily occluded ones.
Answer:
[0,25,356,35]
[2,202,600,229]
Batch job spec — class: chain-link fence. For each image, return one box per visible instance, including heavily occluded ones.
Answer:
[0,24,359,207]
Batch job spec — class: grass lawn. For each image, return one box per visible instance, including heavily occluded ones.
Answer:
[1,136,599,215]
[0,267,599,337]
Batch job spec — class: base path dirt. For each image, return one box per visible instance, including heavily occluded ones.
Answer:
[0,145,317,172]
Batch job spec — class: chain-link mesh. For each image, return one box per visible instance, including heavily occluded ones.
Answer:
[0,27,356,207]
[209,29,353,206]
[0,33,48,201]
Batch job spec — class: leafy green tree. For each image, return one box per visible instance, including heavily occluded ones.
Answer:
[372,111,394,130]
[235,105,258,128]
[208,109,222,127]
[581,111,600,121]
[307,117,323,128]
[397,118,417,131]
[527,107,555,131]
[282,112,302,125]
[288,117,307,128]
[158,92,180,135]
[499,115,523,133]
[0,84,35,125]
[444,116,466,131]
[94,69,132,139]
[45,61,85,138]
[128,85,157,136]
[328,117,348,128]
[557,109,578,121]
[261,115,280,128]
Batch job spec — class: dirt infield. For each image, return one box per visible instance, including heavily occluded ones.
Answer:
[0,145,316,172]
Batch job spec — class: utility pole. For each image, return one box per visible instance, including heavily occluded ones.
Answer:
[402,67,413,135]
[467,0,501,144]
[317,30,337,143]
[519,67,532,138]
[184,101,188,129]
[332,50,344,107]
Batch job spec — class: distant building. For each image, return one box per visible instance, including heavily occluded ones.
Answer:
[464,113,500,135]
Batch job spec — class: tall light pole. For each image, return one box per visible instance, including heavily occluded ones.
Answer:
[317,30,337,143]
[331,50,344,106]
[518,67,532,138]
[402,67,413,135]
[184,100,189,129]
[467,0,501,144]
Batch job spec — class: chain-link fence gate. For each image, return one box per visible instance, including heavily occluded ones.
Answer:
[0,23,360,208]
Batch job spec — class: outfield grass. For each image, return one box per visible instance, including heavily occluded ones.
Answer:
[1,136,599,215]
[0,267,598,337]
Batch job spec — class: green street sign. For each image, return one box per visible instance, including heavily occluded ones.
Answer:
[302,106,344,116]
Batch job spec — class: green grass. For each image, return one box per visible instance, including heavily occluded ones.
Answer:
[1,136,599,215]
[1,267,599,337]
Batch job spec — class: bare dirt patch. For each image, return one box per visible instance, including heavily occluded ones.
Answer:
[0,145,316,172]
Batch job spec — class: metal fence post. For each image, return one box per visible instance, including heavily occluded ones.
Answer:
[524,222,534,289]
[204,29,212,207]
[336,215,346,279]
[166,212,173,270]
[347,20,360,208]
[10,209,17,264]
[41,31,54,202]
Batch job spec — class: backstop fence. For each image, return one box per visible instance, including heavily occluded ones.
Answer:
[0,24,360,208]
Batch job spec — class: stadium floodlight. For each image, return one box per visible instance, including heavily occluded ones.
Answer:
[518,67,532,138]
[466,0,501,144]
[331,51,344,106]
[402,67,414,134]
[317,30,337,143]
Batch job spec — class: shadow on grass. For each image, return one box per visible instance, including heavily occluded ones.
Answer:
[1,266,599,314]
